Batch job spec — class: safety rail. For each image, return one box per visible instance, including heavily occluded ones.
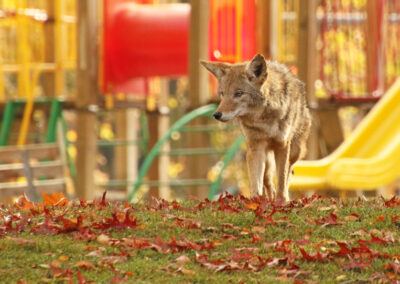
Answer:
[126,104,245,202]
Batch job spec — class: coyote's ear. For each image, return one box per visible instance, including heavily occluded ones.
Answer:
[200,60,228,79]
[246,54,267,85]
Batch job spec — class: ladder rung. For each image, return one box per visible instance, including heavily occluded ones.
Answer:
[160,148,227,156]
[180,125,238,133]
[97,179,213,188]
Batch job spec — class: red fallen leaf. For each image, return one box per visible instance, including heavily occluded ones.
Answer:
[14,195,35,210]
[30,215,59,235]
[275,240,292,254]
[195,252,225,265]
[295,238,311,246]
[384,196,400,207]
[392,216,400,223]
[251,233,262,243]
[261,208,276,225]
[366,233,392,245]
[221,234,237,240]
[56,215,84,233]
[299,248,326,262]
[110,271,129,283]
[94,210,138,231]
[341,256,371,270]
[100,191,108,207]
[73,227,96,241]
[218,203,239,213]
[173,216,201,230]
[315,212,343,226]
[335,242,351,256]
[76,272,94,284]
[230,248,255,262]
[385,259,400,274]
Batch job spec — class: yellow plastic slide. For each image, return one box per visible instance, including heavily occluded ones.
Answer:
[291,78,400,191]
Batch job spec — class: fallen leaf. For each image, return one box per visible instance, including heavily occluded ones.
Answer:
[97,234,111,245]
[175,255,191,265]
[59,255,69,261]
[50,259,62,269]
[6,237,36,245]
[376,215,385,221]
[176,267,196,275]
[251,226,266,234]
[246,202,260,211]
[75,260,96,270]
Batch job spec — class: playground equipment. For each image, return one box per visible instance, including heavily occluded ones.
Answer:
[103,0,256,93]
[0,143,70,201]
[291,79,400,191]
[127,104,244,202]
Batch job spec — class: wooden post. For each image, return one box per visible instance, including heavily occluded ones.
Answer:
[76,0,99,200]
[256,0,271,58]
[366,0,384,94]
[189,0,209,108]
[297,0,319,159]
[187,0,210,199]
[43,0,55,97]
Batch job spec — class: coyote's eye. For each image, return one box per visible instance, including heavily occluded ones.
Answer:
[234,90,244,98]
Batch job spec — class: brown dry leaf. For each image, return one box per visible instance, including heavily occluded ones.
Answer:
[39,264,50,269]
[240,228,250,235]
[318,205,336,211]
[175,255,191,265]
[176,267,196,275]
[97,234,111,245]
[6,237,36,246]
[58,255,69,261]
[251,226,266,234]
[50,259,62,269]
[344,215,359,221]
[100,255,128,265]
[351,229,369,237]
[86,249,103,257]
[17,280,28,284]
[75,260,96,270]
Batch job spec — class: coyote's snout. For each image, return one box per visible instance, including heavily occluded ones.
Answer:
[201,54,311,201]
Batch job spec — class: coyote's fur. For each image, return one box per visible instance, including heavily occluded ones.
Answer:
[201,54,311,201]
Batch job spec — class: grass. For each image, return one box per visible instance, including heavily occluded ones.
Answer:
[1,193,400,283]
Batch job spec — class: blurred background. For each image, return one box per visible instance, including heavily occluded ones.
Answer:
[0,0,399,203]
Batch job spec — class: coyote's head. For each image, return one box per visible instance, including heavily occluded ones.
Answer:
[201,54,267,122]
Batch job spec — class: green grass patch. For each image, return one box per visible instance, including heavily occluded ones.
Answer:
[1,194,400,283]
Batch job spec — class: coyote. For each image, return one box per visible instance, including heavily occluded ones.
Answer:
[201,54,311,201]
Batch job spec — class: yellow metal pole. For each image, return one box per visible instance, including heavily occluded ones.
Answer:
[55,0,63,96]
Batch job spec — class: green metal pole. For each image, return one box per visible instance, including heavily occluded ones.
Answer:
[208,135,245,200]
[128,104,218,202]
[139,112,149,154]
[46,99,62,143]
[0,102,16,146]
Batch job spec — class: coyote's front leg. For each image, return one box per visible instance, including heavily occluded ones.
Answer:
[274,145,290,202]
[263,150,276,200]
[246,149,266,198]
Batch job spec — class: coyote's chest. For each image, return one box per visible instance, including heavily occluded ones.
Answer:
[239,117,290,146]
